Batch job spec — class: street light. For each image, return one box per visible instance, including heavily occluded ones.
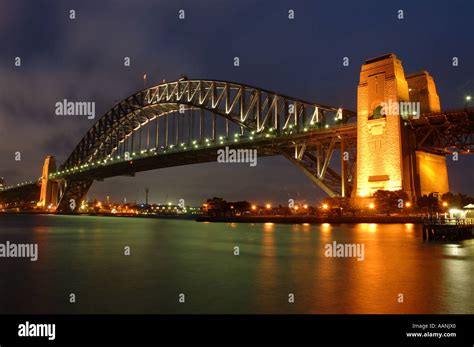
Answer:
[322,203,329,210]
[405,202,411,208]
[442,201,448,207]
[466,95,472,108]
[265,203,271,209]
[369,203,375,209]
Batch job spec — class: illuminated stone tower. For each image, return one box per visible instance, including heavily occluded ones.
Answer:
[39,156,59,210]
[406,71,449,197]
[354,53,449,204]
[355,53,409,201]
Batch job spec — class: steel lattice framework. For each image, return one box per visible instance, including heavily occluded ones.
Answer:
[407,108,474,154]
[62,80,355,170]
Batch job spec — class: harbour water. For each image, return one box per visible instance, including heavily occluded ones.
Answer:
[0,214,472,314]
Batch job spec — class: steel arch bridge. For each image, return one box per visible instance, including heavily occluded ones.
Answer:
[2,79,472,212]
[1,79,358,212]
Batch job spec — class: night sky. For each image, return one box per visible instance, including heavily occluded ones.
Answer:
[1,0,473,205]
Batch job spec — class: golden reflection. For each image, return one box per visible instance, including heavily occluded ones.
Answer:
[255,221,277,312]
[320,223,331,244]
[404,223,414,232]
[357,223,377,233]
[355,223,377,233]
[321,223,331,231]
[263,222,274,232]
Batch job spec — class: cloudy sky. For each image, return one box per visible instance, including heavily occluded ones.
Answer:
[0,0,473,205]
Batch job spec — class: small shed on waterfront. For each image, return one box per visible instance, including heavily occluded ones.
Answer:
[463,204,474,219]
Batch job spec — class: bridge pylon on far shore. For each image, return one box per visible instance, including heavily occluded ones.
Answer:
[38,156,60,210]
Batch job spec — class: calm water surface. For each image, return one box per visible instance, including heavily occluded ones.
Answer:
[0,214,472,314]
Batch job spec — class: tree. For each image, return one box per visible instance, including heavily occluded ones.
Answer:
[230,201,251,213]
[417,193,439,213]
[205,197,228,217]
[373,190,408,215]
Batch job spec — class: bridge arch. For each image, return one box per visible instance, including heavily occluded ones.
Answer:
[62,80,353,170]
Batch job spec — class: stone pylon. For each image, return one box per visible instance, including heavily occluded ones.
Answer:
[353,53,448,206]
[38,156,59,210]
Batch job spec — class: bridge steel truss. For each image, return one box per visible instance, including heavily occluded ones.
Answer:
[279,125,357,197]
[62,80,355,169]
[408,108,474,154]
[53,80,356,211]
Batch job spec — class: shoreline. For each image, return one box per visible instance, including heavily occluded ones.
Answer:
[196,215,422,224]
[0,211,198,220]
[0,211,422,224]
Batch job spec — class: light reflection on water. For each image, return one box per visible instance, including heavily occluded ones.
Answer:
[0,214,472,314]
